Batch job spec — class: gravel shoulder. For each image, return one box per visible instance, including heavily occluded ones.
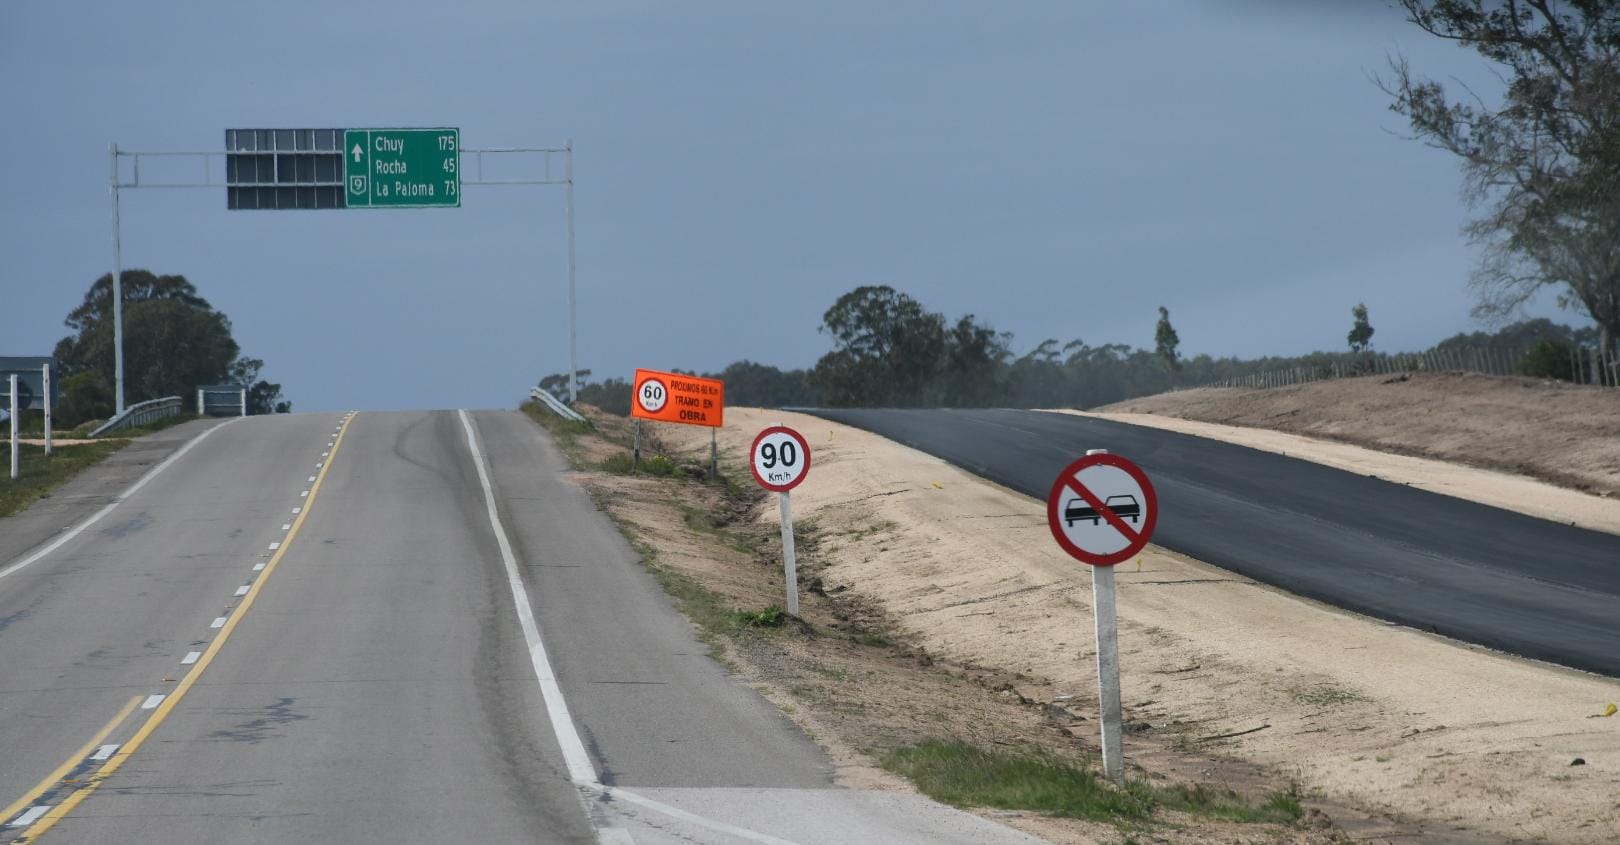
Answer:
[0,418,226,567]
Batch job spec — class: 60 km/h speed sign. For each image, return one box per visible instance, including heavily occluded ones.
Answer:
[750,426,811,493]
[636,377,668,414]
[1046,453,1157,567]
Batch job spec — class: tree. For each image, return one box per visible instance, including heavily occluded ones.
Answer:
[1384,1,1620,356]
[228,358,288,415]
[1154,306,1181,379]
[52,270,288,421]
[1348,303,1376,352]
[811,285,947,406]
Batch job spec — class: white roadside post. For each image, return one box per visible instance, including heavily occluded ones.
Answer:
[42,363,52,456]
[1045,448,1158,791]
[9,375,19,480]
[240,388,247,417]
[197,388,206,415]
[779,487,799,616]
[750,423,813,617]
[1086,449,1125,788]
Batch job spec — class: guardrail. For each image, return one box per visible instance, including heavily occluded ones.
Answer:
[90,395,183,437]
[528,387,587,424]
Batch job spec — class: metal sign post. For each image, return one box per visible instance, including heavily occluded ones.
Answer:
[751,424,812,616]
[1045,448,1158,789]
[9,375,19,480]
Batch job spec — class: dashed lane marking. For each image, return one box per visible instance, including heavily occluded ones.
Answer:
[14,413,358,842]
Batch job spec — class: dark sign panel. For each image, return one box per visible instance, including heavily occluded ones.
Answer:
[225,129,347,210]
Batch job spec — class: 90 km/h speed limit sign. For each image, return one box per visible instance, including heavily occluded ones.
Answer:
[750,426,811,493]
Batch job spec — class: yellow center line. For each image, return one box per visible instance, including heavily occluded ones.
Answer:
[0,695,140,825]
[16,412,357,843]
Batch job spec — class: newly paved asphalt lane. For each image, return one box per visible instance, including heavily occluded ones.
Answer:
[806,408,1620,678]
[0,411,1042,844]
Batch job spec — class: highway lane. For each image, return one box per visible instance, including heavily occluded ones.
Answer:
[0,410,1041,844]
[805,408,1620,677]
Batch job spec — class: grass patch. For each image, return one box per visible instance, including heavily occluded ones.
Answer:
[883,741,1152,822]
[0,439,129,518]
[519,399,595,458]
[596,452,682,477]
[1289,684,1368,707]
[851,631,893,648]
[882,740,1303,827]
[733,605,787,629]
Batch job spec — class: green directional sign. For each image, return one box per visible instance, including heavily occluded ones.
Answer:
[344,128,460,208]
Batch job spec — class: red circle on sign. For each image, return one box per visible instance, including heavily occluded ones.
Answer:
[750,426,812,493]
[1045,453,1157,567]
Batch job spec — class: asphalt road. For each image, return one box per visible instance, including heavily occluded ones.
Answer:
[805,408,1620,678]
[0,411,1041,844]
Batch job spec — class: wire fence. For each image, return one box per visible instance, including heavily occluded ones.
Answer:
[1206,343,1619,390]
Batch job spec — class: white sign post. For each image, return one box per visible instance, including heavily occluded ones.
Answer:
[751,424,812,616]
[41,363,52,456]
[9,375,19,480]
[1045,448,1158,789]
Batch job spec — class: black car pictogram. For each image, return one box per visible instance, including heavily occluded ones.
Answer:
[1065,494,1141,527]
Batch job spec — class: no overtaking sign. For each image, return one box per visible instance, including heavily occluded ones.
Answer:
[1046,453,1157,567]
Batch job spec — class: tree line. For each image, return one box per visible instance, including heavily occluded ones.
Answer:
[545,285,1600,415]
[47,270,288,426]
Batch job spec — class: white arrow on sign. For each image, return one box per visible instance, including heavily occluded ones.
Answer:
[351,143,364,163]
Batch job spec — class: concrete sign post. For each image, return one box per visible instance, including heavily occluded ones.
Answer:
[1046,449,1157,788]
[751,425,812,616]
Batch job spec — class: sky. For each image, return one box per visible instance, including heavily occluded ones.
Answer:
[0,1,1578,411]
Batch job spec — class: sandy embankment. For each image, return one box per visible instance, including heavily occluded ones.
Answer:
[673,408,1620,845]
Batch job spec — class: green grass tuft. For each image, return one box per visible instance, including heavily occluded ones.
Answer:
[882,740,1305,827]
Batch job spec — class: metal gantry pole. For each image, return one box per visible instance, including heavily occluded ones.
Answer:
[110,143,126,415]
[565,140,578,404]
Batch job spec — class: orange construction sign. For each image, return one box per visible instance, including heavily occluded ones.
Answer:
[631,368,725,428]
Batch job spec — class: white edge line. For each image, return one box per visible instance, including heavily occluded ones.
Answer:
[0,420,238,582]
[456,410,638,844]
[460,410,796,844]
[456,410,597,782]
[595,786,799,845]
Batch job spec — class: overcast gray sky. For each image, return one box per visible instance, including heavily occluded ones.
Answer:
[1,1,1572,411]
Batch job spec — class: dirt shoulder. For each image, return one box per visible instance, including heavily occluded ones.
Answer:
[533,404,1362,844]
[646,407,1618,845]
[1095,372,1620,499]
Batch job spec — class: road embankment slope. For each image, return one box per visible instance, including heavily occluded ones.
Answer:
[684,406,1620,845]
[805,407,1620,678]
